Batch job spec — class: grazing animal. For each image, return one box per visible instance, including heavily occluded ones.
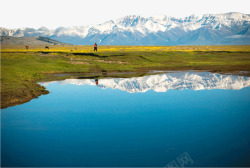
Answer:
[45,46,49,49]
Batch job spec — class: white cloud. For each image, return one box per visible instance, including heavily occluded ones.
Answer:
[0,0,249,29]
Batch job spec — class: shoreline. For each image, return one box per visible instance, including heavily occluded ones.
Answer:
[1,69,250,109]
[1,45,250,109]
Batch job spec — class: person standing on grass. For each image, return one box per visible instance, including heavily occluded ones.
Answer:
[26,45,29,50]
[94,43,97,51]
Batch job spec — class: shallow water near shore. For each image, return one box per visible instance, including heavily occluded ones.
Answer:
[1,71,250,167]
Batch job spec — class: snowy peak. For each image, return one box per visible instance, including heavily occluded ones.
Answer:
[40,72,250,93]
[151,14,169,21]
[117,15,146,27]
[215,12,249,20]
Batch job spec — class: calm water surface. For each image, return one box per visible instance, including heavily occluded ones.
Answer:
[1,72,250,167]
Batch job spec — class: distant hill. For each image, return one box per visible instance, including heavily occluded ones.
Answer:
[0,36,66,45]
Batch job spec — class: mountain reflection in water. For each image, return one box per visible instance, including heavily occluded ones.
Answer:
[41,72,250,93]
[2,71,250,167]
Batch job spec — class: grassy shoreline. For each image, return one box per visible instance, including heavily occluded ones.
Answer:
[1,45,250,109]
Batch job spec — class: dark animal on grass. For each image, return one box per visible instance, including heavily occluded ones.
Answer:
[45,46,49,49]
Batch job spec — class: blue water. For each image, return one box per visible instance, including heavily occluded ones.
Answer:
[1,73,250,167]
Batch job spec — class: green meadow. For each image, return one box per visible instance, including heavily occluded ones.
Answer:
[1,45,250,108]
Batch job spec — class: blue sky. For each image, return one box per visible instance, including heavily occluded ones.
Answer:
[1,0,249,29]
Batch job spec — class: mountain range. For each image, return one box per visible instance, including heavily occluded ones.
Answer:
[1,12,250,45]
[40,72,250,93]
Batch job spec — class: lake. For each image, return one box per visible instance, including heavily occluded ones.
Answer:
[1,71,250,167]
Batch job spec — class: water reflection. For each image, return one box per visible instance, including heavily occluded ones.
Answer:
[41,72,250,93]
[95,79,98,85]
[2,71,250,167]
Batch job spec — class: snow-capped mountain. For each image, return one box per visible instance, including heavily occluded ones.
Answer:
[40,72,250,93]
[1,12,250,45]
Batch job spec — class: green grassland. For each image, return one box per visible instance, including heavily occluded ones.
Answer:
[1,44,250,108]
